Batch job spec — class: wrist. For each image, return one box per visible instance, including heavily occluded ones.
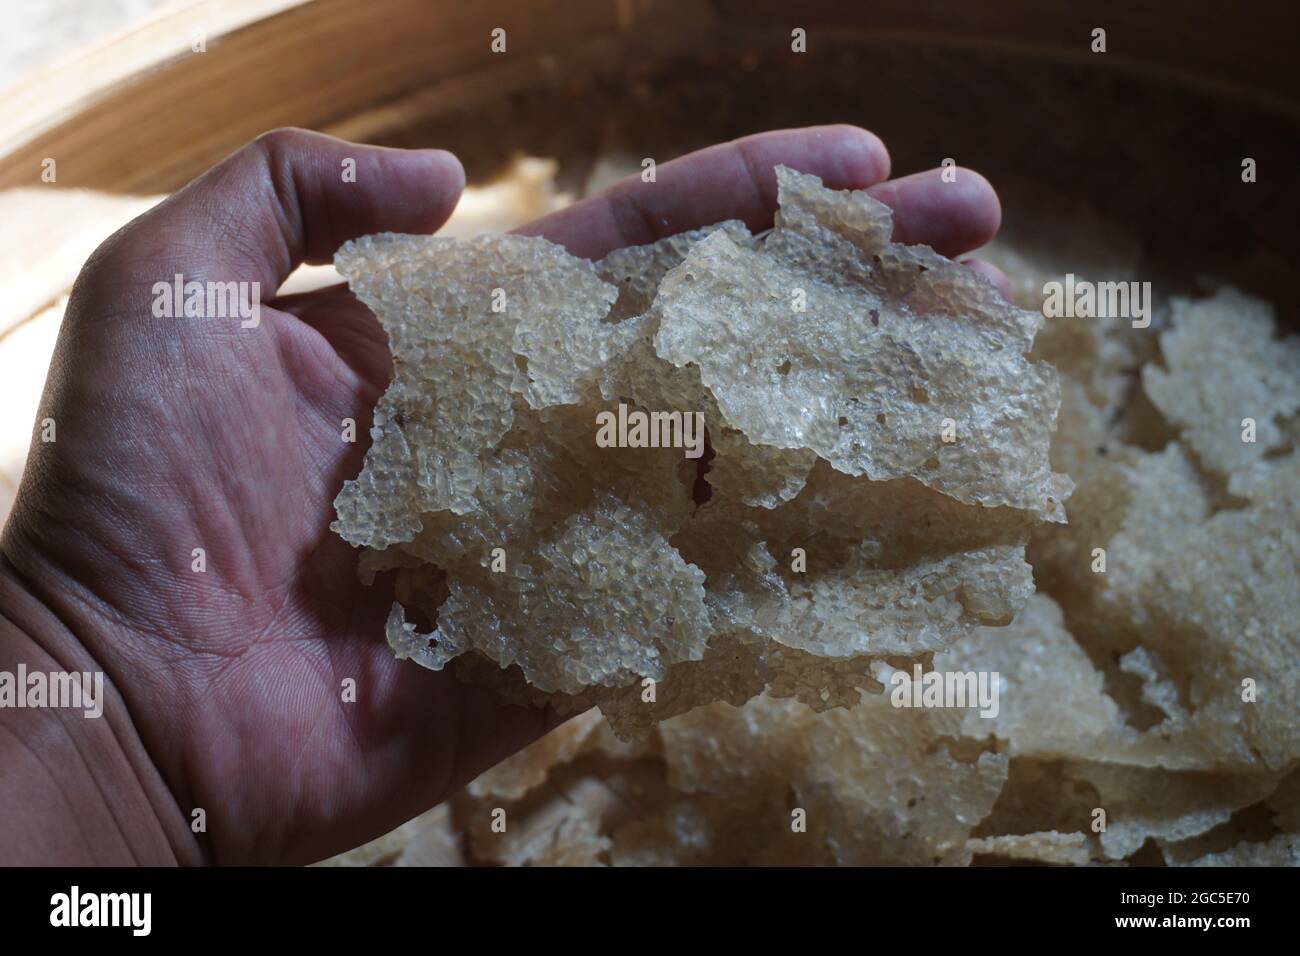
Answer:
[0,556,204,865]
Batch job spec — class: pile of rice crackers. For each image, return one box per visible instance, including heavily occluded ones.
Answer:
[329,167,1299,866]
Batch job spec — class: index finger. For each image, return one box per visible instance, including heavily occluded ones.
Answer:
[514,124,891,259]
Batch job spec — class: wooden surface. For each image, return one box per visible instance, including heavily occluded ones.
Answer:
[0,0,626,193]
[2,0,1296,196]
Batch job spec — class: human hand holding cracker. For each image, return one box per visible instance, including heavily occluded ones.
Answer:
[0,126,1006,864]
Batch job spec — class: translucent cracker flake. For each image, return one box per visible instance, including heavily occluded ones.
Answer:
[332,233,618,548]
[1141,287,1300,497]
[1178,834,1299,867]
[1031,442,1300,771]
[653,167,1070,521]
[1062,763,1278,860]
[651,692,1008,865]
[966,831,1091,866]
[335,166,1071,737]
[388,494,711,696]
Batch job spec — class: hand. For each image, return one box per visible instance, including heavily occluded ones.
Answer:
[0,126,1005,864]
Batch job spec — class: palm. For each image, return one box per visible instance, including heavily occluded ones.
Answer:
[182,293,554,864]
[3,126,1002,864]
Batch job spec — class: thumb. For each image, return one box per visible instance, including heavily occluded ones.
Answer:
[86,127,464,298]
